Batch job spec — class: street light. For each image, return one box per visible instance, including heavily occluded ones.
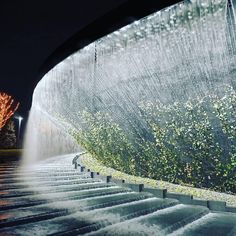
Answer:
[15,116,23,147]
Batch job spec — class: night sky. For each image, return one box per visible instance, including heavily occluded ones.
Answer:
[0,0,179,118]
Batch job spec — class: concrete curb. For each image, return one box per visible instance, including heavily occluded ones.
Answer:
[143,187,167,198]
[74,153,236,213]
[166,192,193,204]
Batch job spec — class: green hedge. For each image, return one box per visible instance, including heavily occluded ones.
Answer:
[0,149,22,157]
[73,86,236,193]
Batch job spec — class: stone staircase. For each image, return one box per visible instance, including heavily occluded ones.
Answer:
[0,155,236,235]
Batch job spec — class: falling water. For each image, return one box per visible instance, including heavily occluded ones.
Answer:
[23,0,236,191]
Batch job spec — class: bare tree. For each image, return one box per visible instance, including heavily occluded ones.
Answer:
[0,92,19,129]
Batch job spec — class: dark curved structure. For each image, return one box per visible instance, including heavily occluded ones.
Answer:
[0,0,180,114]
[38,0,181,82]
[25,0,236,193]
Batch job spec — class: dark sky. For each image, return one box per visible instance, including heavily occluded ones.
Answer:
[0,0,179,117]
[0,0,128,116]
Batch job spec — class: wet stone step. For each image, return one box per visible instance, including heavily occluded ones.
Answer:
[0,198,47,211]
[0,170,20,173]
[70,191,153,211]
[95,198,179,220]
[9,182,115,192]
[1,186,129,204]
[0,186,130,211]
[1,174,88,184]
[89,204,210,236]
[0,190,33,198]
[0,171,86,179]
[0,211,94,236]
[169,212,236,236]
[49,198,180,235]
[0,168,81,173]
[0,178,102,191]
[0,170,80,175]
[0,209,70,228]
[20,168,81,173]
[0,167,18,171]
[0,191,148,228]
[0,182,116,198]
[0,197,178,235]
[1,154,236,235]
[0,162,18,166]
[19,167,79,171]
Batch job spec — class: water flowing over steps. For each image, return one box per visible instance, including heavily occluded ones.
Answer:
[0,155,236,235]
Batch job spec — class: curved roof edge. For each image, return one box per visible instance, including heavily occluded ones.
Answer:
[36,0,181,88]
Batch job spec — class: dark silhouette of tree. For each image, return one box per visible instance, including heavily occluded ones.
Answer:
[0,120,17,148]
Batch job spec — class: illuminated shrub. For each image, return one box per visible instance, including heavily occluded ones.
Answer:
[74,86,236,193]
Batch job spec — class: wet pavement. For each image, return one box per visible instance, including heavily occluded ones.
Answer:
[0,155,236,235]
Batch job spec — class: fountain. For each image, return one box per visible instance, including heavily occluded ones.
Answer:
[2,0,236,229]
[23,0,236,194]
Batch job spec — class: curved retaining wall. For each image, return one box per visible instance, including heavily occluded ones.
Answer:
[23,0,236,194]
